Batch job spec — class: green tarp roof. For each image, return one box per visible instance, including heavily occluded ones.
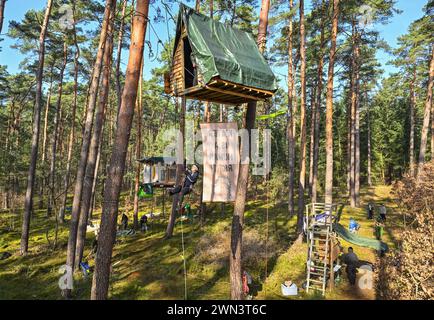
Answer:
[174,4,278,92]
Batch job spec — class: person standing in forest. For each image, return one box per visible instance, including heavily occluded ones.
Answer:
[367,203,374,220]
[379,204,387,221]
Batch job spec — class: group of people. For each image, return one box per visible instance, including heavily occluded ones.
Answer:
[367,203,387,221]
[117,164,200,231]
[119,213,149,232]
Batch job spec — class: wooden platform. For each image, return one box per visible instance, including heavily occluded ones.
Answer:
[180,78,274,105]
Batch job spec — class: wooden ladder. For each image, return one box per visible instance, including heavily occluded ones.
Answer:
[306,223,332,296]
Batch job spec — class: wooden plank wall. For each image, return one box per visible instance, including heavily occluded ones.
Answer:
[170,37,185,95]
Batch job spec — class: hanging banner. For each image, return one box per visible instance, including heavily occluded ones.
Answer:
[200,122,239,202]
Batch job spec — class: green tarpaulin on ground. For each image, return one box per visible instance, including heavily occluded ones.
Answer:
[175,4,278,92]
[333,223,389,252]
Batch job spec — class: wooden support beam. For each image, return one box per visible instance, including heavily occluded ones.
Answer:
[205,85,263,101]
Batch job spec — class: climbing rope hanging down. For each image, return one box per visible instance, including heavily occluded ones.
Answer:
[180,200,188,300]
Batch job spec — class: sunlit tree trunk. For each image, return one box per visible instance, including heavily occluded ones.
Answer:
[409,68,416,177]
[165,96,185,239]
[297,0,307,234]
[39,67,54,210]
[349,20,357,207]
[324,0,339,204]
[59,3,80,222]
[365,91,372,186]
[65,0,115,291]
[133,60,144,230]
[354,32,360,206]
[308,88,315,199]
[47,42,68,217]
[115,0,127,115]
[42,71,54,164]
[75,13,114,269]
[417,45,434,179]
[287,0,295,216]
[230,0,270,300]
[0,0,6,34]
[312,0,325,203]
[20,0,53,255]
[91,0,149,300]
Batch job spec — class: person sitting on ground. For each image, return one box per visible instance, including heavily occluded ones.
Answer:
[169,164,200,205]
[349,217,360,233]
[379,204,387,221]
[121,213,129,230]
[140,214,148,232]
[367,203,374,220]
[343,247,359,286]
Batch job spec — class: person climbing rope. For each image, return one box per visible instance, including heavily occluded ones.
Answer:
[169,164,200,207]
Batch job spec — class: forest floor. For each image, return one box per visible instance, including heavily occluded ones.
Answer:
[0,185,403,300]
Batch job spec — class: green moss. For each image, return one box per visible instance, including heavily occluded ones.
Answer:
[0,185,401,300]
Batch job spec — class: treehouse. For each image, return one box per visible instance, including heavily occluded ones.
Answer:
[137,156,177,188]
[164,4,278,105]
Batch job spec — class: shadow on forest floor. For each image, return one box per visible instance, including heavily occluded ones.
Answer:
[0,185,403,300]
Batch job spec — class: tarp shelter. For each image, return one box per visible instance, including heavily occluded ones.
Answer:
[333,223,389,253]
[137,156,177,187]
[165,4,278,105]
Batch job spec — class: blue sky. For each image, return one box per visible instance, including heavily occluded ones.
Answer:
[0,0,427,84]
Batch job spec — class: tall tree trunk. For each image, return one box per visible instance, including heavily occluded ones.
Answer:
[367,92,372,186]
[75,15,114,269]
[312,1,325,203]
[65,0,115,285]
[230,0,269,300]
[165,96,185,239]
[409,68,416,176]
[308,87,316,199]
[0,0,6,34]
[115,0,127,115]
[417,45,434,179]
[59,3,80,222]
[431,84,434,161]
[89,136,103,220]
[91,0,149,300]
[354,32,360,206]
[354,59,360,207]
[47,42,68,217]
[39,67,54,210]
[42,71,54,164]
[133,60,144,230]
[324,0,339,204]
[287,0,295,216]
[195,0,200,11]
[349,20,357,207]
[20,0,53,255]
[297,0,307,234]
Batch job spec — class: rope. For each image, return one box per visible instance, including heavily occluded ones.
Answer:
[263,102,271,297]
[265,173,269,297]
[179,199,188,300]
